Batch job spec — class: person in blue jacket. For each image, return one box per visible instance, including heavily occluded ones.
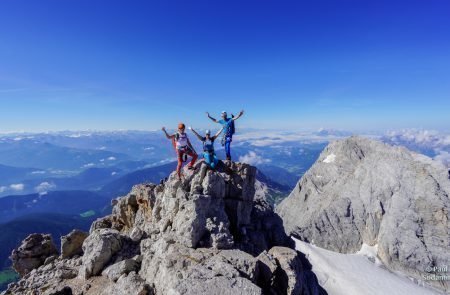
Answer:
[206,110,244,160]
[189,126,223,169]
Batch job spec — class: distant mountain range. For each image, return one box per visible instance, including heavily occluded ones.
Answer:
[100,162,177,197]
[0,213,95,269]
[0,190,111,224]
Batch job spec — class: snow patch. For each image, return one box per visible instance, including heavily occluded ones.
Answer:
[323,153,336,163]
[294,238,441,295]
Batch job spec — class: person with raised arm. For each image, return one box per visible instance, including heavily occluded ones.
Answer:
[189,126,223,169]
[162,123,198,179]
[206,110,244,160]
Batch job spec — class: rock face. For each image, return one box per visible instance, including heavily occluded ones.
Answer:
[10,233,58,277]
[4,161,326,295]
[277,136,450,292]
[61,229,88,259]
[79,229,124,279]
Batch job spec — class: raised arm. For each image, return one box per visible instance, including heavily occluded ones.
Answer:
[161,127,174,140]
[188,126,204,141]
[232,110,245,121]
[212,127,224,140]
[206,112,218,123]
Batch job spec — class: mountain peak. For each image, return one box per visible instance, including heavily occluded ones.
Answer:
[277,136,450,293]
[5,161,326,295]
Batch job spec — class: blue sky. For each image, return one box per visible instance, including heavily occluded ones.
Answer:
[0,0,449,132]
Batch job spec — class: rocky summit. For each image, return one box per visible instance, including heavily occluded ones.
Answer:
[277,136,450,293]
[3,161,326,295]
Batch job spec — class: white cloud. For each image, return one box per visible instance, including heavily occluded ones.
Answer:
[0,186,7,193]
[107,156,116,161]
[434,151,450,168]
[384,129,450,147]
[238,151,271,165]
[97,146,107,150]
[234,130,350,147]
[111,171,117,176]
[144,147,155,150]
[83,163,95,168]
[383,129,450,168]
[35,182,56,193]
[31,170,46,174]
[10,183,25,191]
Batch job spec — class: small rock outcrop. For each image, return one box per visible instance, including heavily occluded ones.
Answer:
[10,233,58,277]
[79,228,123,279]
[277,136,450,292]
[61,229,88,259]
[3,161,326,295]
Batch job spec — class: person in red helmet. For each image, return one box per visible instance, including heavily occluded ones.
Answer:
[162,123,198,179]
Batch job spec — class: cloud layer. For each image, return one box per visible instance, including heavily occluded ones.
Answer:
[238,151,271,165]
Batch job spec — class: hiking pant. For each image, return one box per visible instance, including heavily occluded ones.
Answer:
[177,147,197,177]
[203,152,218,169]
[224,137,232,160]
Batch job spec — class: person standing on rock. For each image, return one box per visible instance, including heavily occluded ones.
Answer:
[162,123,198,178]
[188,126,223,169]
[206,110,244,160]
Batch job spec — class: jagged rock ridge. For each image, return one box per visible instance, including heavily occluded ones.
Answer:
[277,136,450,293]
[4,161,326,295]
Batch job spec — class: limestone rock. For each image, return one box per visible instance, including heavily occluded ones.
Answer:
[277,136,450,292]
[90,215,113,233]
[269,247,304,294]
[5,162,326,295]
[61,229,88,259]
[3,256,81,295]
[79,228,123,279]
[10,233,58,277]
[104,271,152,295]
[129,226,144,242]
[102,258,140,282]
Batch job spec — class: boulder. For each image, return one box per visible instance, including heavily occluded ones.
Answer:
[105,271,152,295]
[79,229,123,279]
[10,233,58,277]
[269,247,304,294]
[129,227,144,242]
[61,229,88,259]
[102,258,140,282]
